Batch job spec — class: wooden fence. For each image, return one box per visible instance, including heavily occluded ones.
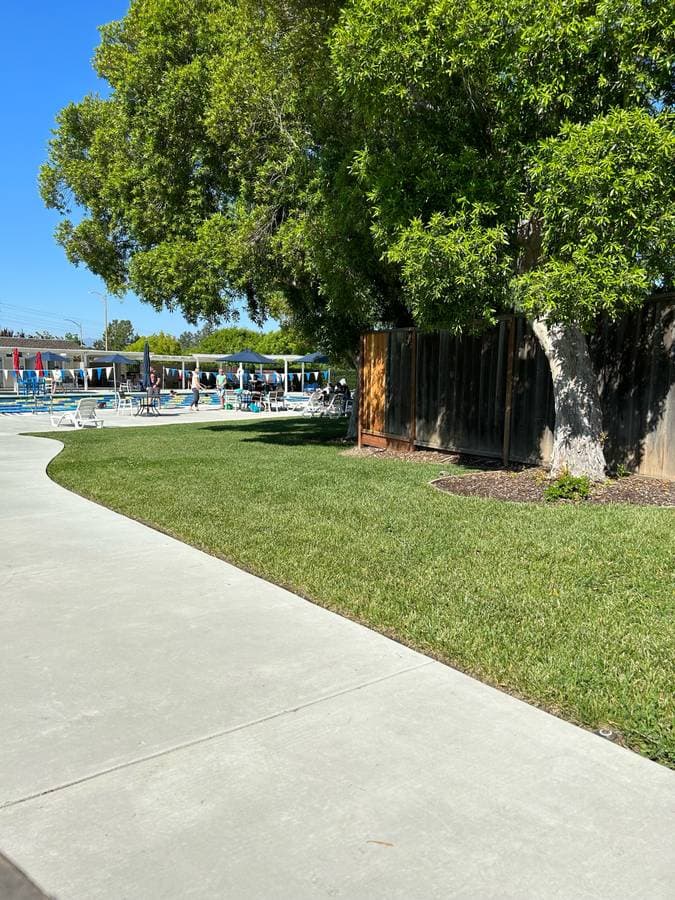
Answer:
[358,298,675,479]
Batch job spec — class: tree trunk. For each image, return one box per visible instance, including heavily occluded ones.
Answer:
[346,381,359,441]
[345,350,360,442]
[531,318,607,481]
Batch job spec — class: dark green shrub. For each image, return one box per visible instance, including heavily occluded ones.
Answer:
[544,471,592,502]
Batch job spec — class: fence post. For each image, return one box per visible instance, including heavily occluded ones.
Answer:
[357,334,364,448]
[502,317,516,466]
[409,329,417,451]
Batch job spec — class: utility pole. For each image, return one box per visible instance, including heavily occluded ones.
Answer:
[90,290,109,350]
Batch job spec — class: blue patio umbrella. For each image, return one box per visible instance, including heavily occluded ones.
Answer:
[293,351,329,364]
[293,351,330,392]
[92,353,135,393]
[216,349,272,364]
[216,349,272,389]
[141,340,151,390]
[26,351,68,365]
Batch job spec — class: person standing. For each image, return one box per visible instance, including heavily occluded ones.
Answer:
[190,369,201,411]
[216,367,227,408]
[148,368,160,396]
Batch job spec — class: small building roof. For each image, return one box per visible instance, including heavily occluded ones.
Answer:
[0,337,81,351]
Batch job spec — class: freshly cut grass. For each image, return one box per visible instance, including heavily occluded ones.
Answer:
[42,418,674,766]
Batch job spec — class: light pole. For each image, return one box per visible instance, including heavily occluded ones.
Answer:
[89,290,109,350]
[63,318,83,346]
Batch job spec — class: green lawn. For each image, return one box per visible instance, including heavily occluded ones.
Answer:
[41,418,674,766]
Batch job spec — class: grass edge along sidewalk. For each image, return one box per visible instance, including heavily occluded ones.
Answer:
[36,418,674,767]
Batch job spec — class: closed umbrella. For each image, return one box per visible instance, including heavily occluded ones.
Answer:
[92,353,135,393]
[34,351,44,377]
[141,340,151,390]
[12,347,19,371]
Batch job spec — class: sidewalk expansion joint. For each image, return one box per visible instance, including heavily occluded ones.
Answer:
[0,660,433,812]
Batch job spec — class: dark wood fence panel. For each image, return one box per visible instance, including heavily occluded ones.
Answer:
[509,319,556,465]
[415,327,507,457]
[385,330,414,439]
[592,299,675,479]
[359,298,674,478]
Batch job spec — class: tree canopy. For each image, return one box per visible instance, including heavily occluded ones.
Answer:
[40,0,408,358]
[125,331,183,354]
[92,318,138,350]
[41,0,673,350]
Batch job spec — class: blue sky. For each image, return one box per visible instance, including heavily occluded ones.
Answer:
[0,2,265,345]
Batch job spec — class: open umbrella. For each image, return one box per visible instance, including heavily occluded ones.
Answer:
[141,340,151,390]
[92,353,135,393]
[216,349,272,389]
[27,351,67,364]
[293,351,330,392]
[293,351,329,364]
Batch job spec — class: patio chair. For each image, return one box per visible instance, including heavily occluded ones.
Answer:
[324,393,346,418]
[263,390,286,412]
[301,392,325,417]
[114,391,137,415]
[50,397,104,429]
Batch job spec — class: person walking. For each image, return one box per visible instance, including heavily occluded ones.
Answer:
[189,369,202,411]
[216,367,227,409]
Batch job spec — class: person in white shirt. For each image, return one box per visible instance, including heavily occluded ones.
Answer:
[190,369,202,410]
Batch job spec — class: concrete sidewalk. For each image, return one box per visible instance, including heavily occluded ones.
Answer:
[0,423,673,899]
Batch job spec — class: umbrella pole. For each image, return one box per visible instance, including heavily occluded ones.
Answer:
[301,363,305,393]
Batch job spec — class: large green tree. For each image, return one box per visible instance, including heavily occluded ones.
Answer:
[92,318,138,350]
[125,331,183,354]
[40,0,406,361]
[332,0,674,477]
[41,0,674,476]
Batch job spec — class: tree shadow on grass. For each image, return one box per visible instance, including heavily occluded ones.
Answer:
[203,417,348,447]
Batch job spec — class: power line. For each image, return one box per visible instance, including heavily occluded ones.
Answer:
[0,302,101,329]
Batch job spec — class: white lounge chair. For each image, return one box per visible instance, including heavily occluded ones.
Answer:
[301,392,325,417]
[324,393,347,418]
[50,397,104,429]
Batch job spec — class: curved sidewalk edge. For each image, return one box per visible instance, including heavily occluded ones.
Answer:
[0,426,673,900]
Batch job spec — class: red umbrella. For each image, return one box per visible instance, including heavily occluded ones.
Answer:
[34,351,44,376]
[12,347,20,371]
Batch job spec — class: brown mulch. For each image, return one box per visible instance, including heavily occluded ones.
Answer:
[342,445,503,468]
[434,468,675,506]
[343,445,674,505]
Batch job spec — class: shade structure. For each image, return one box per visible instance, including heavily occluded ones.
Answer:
[215,349,271,365]
[216,349,272,390]
[141,340,151,389]
[91,354,136,364]
[92,353,135,393]
[293,351,330,393]
[26,351,67,364]
[293,351,329,364]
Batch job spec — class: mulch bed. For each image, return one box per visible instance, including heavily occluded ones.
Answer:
[343,446,674,506]
[433,468,675,506]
